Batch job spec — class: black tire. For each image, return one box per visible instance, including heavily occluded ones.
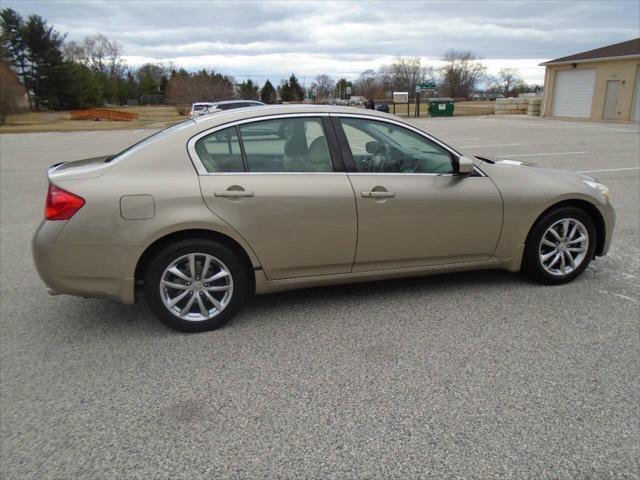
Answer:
[523,206,597,285]
[144,239,249,332]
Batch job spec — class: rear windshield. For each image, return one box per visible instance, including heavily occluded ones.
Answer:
[105,119,195,163]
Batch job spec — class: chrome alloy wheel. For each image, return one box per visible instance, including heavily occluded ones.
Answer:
[539,218,589,277]
[159,253,233,321]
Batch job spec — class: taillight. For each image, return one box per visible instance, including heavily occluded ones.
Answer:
[45,183,85,221]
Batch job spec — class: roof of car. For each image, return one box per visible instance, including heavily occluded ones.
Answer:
[192,104,398,127]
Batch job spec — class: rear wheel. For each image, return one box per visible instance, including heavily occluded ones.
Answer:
[144,239,249,332]
[523,207,596,284]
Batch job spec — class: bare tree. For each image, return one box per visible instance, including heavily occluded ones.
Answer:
[496,68,520,97]
[379,57,432,97]
[63,34,125,79]
[166,69,234,104]
[439,50,486,99]
[62,40,85,62]
[355,69,383,99]
[310,74,335,100]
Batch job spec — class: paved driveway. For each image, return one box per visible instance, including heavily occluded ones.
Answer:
[1,116,638,479]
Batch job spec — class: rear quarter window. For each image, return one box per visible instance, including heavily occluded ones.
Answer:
[194,126,244,172]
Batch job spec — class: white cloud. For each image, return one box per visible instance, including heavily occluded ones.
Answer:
[4,0,638,86]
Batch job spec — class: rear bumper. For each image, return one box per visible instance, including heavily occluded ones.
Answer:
[32,221,139,305]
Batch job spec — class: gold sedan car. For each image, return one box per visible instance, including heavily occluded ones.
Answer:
[33,106,615,332]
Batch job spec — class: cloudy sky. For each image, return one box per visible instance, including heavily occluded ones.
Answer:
[4,0,640,85]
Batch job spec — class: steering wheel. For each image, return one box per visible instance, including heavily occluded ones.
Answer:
[371,143,392,172]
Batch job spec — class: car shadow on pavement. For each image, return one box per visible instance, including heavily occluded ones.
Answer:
[231,269,527,329]
[46,269,526,335]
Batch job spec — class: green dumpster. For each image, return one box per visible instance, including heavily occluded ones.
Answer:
[428,98,454,117]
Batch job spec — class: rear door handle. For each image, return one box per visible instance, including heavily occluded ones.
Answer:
[214,190,254,198]
[361,191,395,198]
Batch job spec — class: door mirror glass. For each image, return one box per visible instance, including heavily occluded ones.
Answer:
[458,156,474,175]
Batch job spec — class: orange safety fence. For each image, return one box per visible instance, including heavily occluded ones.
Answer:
[70,108,139,121]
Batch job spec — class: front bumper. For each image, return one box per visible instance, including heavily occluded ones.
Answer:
[32,221,139,305]
[596,202,616,256]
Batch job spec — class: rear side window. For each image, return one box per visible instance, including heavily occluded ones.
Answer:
[239,117,332,172]
[194,126,243,172]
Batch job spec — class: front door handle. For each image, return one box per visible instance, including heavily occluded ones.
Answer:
[214,189,254,198]
[361,191,395,198]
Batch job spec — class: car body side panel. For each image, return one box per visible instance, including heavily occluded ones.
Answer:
[347,173,503,271]
[254,258,501,294]
[198,173,358,279]
[45,139,263,303]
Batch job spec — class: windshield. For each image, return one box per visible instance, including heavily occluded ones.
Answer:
[193,104,208,111]
[105,119,195,163]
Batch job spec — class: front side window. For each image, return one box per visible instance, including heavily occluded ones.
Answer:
[194,126,243,172]
[339,117,454,174]
[239,117,332,172]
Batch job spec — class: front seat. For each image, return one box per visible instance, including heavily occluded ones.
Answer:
[283,132,309,172]
[305,137,332,172]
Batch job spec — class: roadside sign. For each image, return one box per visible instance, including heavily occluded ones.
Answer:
[346,86,352,95]
[416,81,436,93]
[393,91,409,103]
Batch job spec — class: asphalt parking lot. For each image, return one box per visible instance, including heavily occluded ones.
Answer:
[1,115,639,479]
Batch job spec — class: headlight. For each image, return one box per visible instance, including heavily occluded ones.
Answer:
[581,178,611,201]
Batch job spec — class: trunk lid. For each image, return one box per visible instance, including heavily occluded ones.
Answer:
[48,155,113,182]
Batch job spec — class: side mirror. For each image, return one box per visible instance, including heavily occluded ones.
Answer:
[457,156,474,175]
[365,141,379,154]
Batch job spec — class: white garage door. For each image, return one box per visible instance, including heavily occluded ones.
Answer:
[551,69,596,118]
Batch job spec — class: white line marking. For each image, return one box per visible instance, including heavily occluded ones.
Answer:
[496,151,590,158]
[460,143,526,148]
[577,167,640,173]
[598,290,640,303]
[486,116,639,133]
[81,131,96,135]
[613,293,639,303]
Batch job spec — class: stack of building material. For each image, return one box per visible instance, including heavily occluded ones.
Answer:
[527,97,543,117]
[494,97,543,116]
[494,97,528,115]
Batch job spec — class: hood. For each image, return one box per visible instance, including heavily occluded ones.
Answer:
[475,154,610,206]
[474,155,535,168]
[48,155,113,182]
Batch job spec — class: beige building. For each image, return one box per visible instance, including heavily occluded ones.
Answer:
[540,38,640,121]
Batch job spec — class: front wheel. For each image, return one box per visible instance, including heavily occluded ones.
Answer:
[144,239,249,332]
[523,207,597,285]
